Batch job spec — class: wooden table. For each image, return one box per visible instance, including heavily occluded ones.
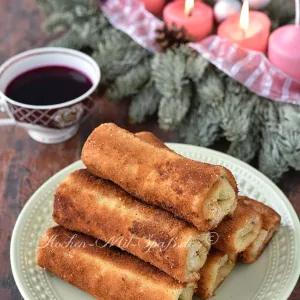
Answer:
[0,1,299,299]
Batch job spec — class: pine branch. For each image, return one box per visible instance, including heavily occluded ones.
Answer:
[158,83,192,130]
[257,101,292,181]
[106,58,152,102]
[195,69,225,107]
[186,53,209,82]
[152,46,190,99]
[228,120,261,163]
[276,104,300,170]
[279,103,300,131]
[37,0,97,15]
[259,124,289,181]
[36,0,61,16]
[152,46,194,129]
[93,28,149,84]
[129,81,161,124]
[42,12,74,34]
[220,78,259,142]
[180,103,220,147]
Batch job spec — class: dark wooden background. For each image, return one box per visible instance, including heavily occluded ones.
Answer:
[0,1,299,299]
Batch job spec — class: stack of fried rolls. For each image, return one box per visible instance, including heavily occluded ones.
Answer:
[134,132,239,298]
[82,123,238,231]
[37,124,281,300]
[131,130,281,297]
[134,133,281,297]
[38,226,196,300]
[53,169,211,282]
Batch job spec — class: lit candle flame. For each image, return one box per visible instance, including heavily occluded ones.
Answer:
[240,0,249,32]
[185,0,194,17]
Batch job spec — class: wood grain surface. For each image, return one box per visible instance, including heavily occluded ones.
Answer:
[0,1,299,299]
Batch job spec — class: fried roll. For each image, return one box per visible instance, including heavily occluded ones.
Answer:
[195,249,237,299]
[213,199,262,253]
[135,131,169,149]
[38,226,196,300]
[53,169,211,282]
[82,123,238,231]
[239,196,281,264]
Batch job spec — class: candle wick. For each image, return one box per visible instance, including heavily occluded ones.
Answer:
[188,8,193,17]
[242,28,246,38]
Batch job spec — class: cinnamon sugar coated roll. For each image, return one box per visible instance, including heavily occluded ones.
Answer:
[82,123,238,231]
[135,131,169,149]
[195,249,237,299]
[213,199,262,253]
[239,196,281,263]
[37,226,196,300]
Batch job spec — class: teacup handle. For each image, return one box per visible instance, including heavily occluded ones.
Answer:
[0,95,15,126]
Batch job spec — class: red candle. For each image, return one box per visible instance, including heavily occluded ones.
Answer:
[268,25,300,81]
[142,0,165,17]
[163,0,213,41]
[217,0,271,52]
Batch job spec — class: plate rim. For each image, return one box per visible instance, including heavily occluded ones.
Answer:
[10,143,300,300]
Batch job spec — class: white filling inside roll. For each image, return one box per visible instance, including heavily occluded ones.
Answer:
[186,233,211,280]
[205,177,237,227]
[235,216,261,251]
[244,224,277,260]
[248,229,268,255]
[179,283,196,300]
[213,254,234,290]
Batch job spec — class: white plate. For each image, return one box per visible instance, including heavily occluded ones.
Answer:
[11,144,300,300]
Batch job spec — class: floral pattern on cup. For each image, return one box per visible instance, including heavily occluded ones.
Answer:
[52,103,84,128]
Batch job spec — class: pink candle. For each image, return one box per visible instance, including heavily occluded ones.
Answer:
[268,25,300,81]
[217,2,271,52]
[163,0,213,41]
[142,0,165,17]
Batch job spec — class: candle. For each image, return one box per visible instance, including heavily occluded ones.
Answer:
[163,0,214,41]
[217,0,271,52]
[142,0,165,17]
[268,1,300,81]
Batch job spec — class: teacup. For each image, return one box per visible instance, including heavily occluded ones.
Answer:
[0,47,100,144]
